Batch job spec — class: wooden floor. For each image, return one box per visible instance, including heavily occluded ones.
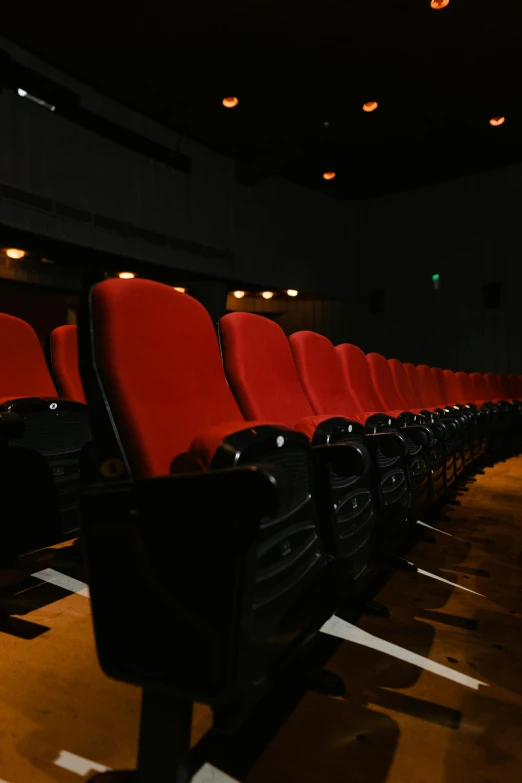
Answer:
[1,456,522,782]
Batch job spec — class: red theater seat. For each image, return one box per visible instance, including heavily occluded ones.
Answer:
[0,313,90,548]
[47,325,87,404]
[77,278,338,770]
[218,311,377,595]
[288,331,416,545]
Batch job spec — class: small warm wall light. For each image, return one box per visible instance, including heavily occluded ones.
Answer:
[118,272,135,279]
[5,248,26,259]
[489,116,505,127]
[233,290,246,299]
[430,0,450,8]
[323,171,336,181]
[222,97,239,108]
[261,291,274,299]
[173,286,186,293]
[362,101,378,112]
[286,289,298,297]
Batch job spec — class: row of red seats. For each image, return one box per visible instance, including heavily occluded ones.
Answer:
[0,279,519,777]
[42,278,521,778]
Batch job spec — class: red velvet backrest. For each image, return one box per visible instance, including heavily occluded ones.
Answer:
[0,313,57,399]
[416,365,442,408]
[470,372,489,400]
[388,359,418,409]
[508,374,520,399]
[431,368,448,405]
[49,325,87,404]
[497,374,511,398]
[218,312,313,425]
[443,370,462,404]
[335,343,384,412]
[366,352,408,411]
[289,331,359,417]
[485,372,501,399]
[455,372,474,402]
[85,279,242,478]
[403,363,425,408]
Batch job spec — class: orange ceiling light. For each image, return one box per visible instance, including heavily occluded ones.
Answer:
[5,248,26,259]
[286,289,298,297]
[222,96,239,109]
[233,290,246,299]
[118,272,135,279]
[362,101,378,113]
[261,291,274,299]
[323,171,336,181]
[489,116,505,127]
[430,0,450,8]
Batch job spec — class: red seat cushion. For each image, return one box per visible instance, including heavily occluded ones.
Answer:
[49,325,87,404]
[171,420,288,472]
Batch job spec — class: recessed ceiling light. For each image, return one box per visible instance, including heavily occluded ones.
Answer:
[430,0,450,8]
[362,101,379,113]
[489,116,505,127]
[323,171,336,181]
[222,97,239,109]
[118,272,135,279]
[173,286,186,293]
[286,289,298,297]
[5,248,26,259]
[233,290,246,299]
[261,291,274,299]
[324,121,330,128]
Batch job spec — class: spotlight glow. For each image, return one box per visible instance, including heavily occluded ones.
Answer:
[489,116,505,127]
[222,97,239,108]
[261,291,274,299]
[362,101,378,112]
[233,290,246,299]
[118,272,135,279]
[5,248,26,259]
[286,289,298,297]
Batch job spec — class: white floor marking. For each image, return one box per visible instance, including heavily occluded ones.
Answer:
[54,750,240,781]
[321,615,488,690]
[54,750,109,775]
[417,568,485,597]
[31,569,90,598]
[193,763,242,782]
[416,520,457,538]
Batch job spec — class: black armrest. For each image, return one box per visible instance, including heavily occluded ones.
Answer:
[429,419,453,441]
[364,430,408,458]
[0,411,25,441]
[311,441,370,478]
[401,424,435,447]
[364,413,400,432]
[397,411,420,426]
[80,465,284,702]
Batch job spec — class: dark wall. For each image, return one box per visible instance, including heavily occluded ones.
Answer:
[0,278,76,343]
[1,36,519,368]
[350,165,522,373]
[0,35,357,300]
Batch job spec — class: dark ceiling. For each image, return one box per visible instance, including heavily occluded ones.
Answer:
[2,0,522,198]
